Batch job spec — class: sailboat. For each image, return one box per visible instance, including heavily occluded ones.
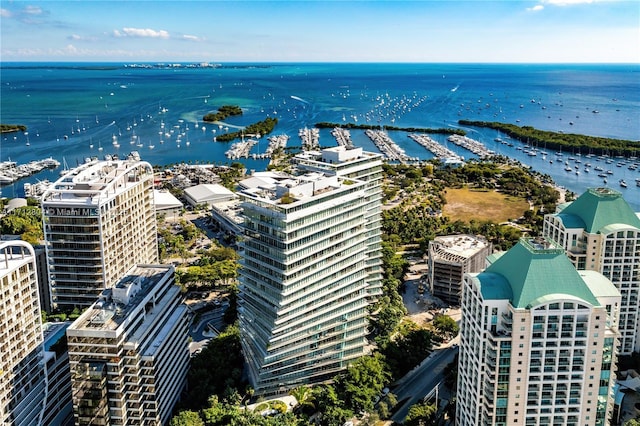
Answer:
[60,157,70,176]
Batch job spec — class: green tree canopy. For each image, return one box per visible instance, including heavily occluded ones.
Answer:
[405,401,437,426]
[334,353,391,414]
[170,410,204,426]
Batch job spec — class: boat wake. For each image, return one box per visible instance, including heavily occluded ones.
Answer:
[290,95,310,104]
[451,85,460,92]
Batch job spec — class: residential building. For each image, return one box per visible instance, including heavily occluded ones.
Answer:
[42,322,74,426]
[42,159,158,309]
[66,265,189,425]
[294,146,384,298]
[238,171,374,395]
[457,237,620,426]
[0,241,47,425]
[427,234,492,305]
[542,187,640,354]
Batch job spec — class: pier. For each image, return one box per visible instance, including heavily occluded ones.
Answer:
[225,138,257,160]
[299,127,320,150]
[364,130,414,164]
[264,134,289,157]
[447,134,495,158]
[408,134,463,163]
[0,158,60,185]
[331,127,355,149]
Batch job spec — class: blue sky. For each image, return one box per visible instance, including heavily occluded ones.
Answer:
[1,0,638,63]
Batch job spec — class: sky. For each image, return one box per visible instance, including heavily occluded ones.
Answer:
[1,0,639,63]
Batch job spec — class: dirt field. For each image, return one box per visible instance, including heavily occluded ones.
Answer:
[442,187,530,223]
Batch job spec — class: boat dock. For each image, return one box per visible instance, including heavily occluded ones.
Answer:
[0,157,60,185]
[364,130,414,164]
[225,138,257,160]
[447,135,495,158]
[408,134,463,162]
[331,127,355,149]
[263,134,289,157]
[299,127,320,150]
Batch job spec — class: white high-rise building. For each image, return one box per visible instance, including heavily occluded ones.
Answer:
[542,187,640,354]
[66,264,189,426]
[42,159,158,309]
[294,147,384,299]
[457,237,620,426]
[0,241,47,425]
[238,171,374,395]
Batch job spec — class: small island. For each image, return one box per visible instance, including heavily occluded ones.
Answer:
[459,120,640,157]
[1,124,27,133]
[202,105,243,123]
[215,117,279,142]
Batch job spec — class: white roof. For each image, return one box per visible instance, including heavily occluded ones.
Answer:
[153,190,183,210]
[184,184,236,204]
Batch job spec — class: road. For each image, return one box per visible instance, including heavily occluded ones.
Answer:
[390,345,459,423]
[188,303,228,354]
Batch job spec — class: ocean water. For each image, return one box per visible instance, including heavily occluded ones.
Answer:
[1,62,639,209]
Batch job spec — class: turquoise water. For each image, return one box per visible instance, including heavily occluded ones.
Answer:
[1,63,639,208]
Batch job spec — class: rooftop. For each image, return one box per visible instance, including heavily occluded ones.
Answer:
[42,159,152,206]
[431,234,490,261]
[239,171,356,206]
[69,264,172,332]
[184,183,237,203]
[0,240,35,275]
[473,237,602,309]
[557,187,640,233]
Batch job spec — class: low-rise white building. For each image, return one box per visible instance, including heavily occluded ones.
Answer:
[183,183,237,208]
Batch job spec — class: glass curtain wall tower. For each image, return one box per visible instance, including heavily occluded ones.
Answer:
[294,147,384,299]
[238,172,373,395]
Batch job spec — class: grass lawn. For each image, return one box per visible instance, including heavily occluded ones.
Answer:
[442,187,530,223]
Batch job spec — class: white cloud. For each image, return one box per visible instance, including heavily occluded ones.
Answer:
[542,0,610,4]
[113,27,170,39]
[527,5,545,11]
[23,5,43,15]
[0,8,12,18]
[68,34,97,42]
[181,34,204,42]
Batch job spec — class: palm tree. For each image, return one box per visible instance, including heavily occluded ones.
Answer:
[289,385,315,413]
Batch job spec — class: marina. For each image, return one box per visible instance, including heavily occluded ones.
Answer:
[225,138,258,160]
[447,134,495,158]
[1,63,638,210]
[263,134,289,158]
[408,134,463,163]
[331,127,355,149]
[299,127,320,151]
[0,158,60,184]
[364,129,414,164]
